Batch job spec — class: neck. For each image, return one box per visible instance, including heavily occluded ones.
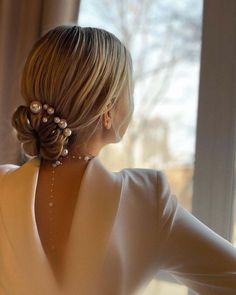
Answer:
[66,136,103,158]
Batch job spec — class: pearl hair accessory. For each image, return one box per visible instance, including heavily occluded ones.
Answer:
[29,100,95,167]
[29,99,95,255]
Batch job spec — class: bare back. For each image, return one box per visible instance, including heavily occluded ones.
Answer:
[34,159,89,283]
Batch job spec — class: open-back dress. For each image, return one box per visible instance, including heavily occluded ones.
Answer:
[1,156,236,294]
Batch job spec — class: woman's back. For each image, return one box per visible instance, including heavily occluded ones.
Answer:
[34,157,90,284]
[0,156,125,294]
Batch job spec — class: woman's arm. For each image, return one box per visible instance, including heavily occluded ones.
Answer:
[156,171,236,295]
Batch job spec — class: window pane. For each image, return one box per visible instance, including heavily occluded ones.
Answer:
[79,0,203,293]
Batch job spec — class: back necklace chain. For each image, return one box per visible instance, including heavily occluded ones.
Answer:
[46,153,95,256]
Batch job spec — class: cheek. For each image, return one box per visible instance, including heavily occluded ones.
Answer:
[113,94,134,134]
[124,97,134,126]
[119,106,133,135]
[122,95,133,119]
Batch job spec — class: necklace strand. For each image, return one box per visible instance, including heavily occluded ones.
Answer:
[47,153,95,255]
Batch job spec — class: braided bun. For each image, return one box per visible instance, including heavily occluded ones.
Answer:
[11,105,70,161]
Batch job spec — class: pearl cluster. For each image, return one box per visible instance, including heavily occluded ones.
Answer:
[29,100,95,168]
[30,100,72,139]
[29,100,73,167]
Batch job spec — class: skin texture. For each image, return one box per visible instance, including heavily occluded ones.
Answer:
[34,87,134,282]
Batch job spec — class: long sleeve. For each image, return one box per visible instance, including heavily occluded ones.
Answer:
[156,170,236,295]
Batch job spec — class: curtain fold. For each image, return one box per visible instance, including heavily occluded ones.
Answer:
[0,0,81,165]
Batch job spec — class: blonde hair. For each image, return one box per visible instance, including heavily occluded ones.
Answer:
[11,24,134,161]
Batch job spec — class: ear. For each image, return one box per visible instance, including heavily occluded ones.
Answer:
[102,104,112,129]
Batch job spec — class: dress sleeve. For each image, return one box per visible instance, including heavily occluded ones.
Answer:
[156,170,236,295]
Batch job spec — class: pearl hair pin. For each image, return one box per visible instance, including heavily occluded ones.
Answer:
[29,100,94,167]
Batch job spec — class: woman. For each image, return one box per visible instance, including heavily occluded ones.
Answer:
[0,25,236,295]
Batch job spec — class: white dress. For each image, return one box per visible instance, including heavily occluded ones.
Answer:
[0,156,236,295]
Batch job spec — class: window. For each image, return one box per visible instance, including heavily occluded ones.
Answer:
[78,1,203,294]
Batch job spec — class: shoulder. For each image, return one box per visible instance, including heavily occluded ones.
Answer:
[119,166,167,190]
[118,167,168,203]
[120,167,156,186]
[0,163,20,180]
[119,167,175,205]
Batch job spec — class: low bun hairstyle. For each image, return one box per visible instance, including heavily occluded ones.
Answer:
[11,24,133,161]
[12,105,69,160]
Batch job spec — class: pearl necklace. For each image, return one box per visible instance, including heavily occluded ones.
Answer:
[47,153,95,256]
